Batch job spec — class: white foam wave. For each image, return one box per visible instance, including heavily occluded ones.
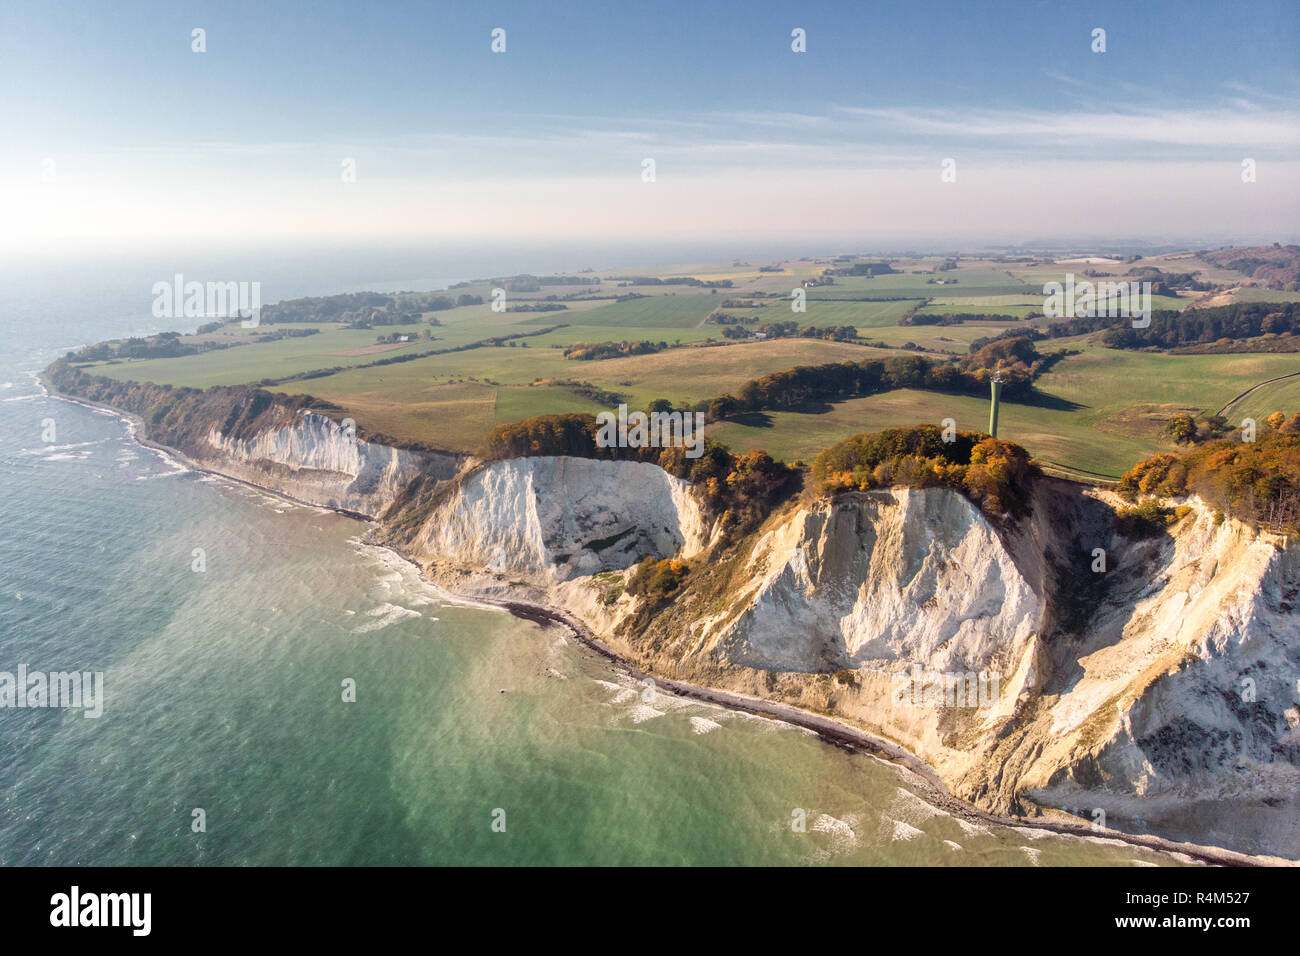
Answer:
[627,704,664,723]
[689,716,722,735]
[351,603,422,633]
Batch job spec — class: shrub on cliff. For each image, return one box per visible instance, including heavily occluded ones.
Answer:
[625,557,690,603]
[1114,500,1175,538]
[808,425,1037,518]
[1117,419,1300,532]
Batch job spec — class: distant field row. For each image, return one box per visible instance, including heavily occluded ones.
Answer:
[72,255,1300,477]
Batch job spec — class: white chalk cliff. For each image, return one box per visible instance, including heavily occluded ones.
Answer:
[411,456,713,580]
[398,456,1299,858]
[199,410,461,516]
[159,406,1300,859]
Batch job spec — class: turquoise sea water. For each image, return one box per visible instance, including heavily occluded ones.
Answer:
[0,249,1184,865]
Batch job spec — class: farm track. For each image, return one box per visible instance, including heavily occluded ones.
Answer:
[1216,370,1300,417]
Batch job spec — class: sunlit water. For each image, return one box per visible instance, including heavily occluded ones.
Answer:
[0,251,1185,865]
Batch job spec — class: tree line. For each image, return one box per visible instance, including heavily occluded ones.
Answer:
[695,347,1039,421]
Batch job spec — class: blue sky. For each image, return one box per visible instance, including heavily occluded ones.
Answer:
[3,0,1297,247]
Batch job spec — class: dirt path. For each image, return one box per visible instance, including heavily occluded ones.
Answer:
[1216,370,1300,418]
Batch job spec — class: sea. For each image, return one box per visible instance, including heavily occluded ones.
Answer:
[0,242,1184,865]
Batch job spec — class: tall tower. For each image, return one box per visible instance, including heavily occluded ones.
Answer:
[988,370,1003,438]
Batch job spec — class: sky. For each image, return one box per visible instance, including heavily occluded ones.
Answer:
[2,0,1298,251]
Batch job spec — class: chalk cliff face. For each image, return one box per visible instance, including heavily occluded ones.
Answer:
[409,456,713,581]
[201,410,461,517]
[703,490,1042,677]
[62,363,1292,858]
[1013,504,1300,856]
[669,489,1045,794]
[394,459,1299,858]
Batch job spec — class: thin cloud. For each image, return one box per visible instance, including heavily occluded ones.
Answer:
[835,103,1300,149]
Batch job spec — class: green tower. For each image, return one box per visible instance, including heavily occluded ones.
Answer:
[988,370,1003,438]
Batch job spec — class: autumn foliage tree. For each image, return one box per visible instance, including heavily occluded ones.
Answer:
[1118,414,1300,533]
[809,425,1038,517]
[625,558,690,603]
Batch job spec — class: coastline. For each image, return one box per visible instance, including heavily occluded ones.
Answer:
[39,372,1290,868]
[384,548,1283,868]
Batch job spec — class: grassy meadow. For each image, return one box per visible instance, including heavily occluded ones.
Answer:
[68,254,1300,478]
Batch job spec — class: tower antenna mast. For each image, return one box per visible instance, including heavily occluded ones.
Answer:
[989,370,1003,438]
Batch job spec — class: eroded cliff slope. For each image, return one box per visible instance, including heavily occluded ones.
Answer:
[387,454,1299,857]
[45,359,1299,857]
[202,411,460,517]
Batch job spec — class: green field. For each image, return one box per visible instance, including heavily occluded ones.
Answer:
[1220,286,1300,304]
[800,299,918,328]
[66,252,1300,476]
[273,337,891,450]
[1224,373,1300,424]
[709,390,1157,480]
[524,294,721,328]
[709,344,1300,478]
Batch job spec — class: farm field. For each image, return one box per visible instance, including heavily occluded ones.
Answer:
[797,299,918,328]
[87,322,436,387]
[292,337,899,449]
[1218,286,1300,304]
[708,343,1300,480]
[62,250,1300,474]
[521,293,721,328]
[707,389,1157,480]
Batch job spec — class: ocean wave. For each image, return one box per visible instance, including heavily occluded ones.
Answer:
[689,715,721,735]
[351,603,422,633]
[888,787,947,825]
[20,439,109,454]
[1011,826,1055,841]
[813,813,860,851]
[134,465,189,480]
[627,704,664,723]
[955,817,991,837]
[888,818,925,842]
[40,451,93,462]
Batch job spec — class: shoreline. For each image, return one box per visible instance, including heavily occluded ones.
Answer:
[383,545,1281,868]
[39,372,1289,868]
